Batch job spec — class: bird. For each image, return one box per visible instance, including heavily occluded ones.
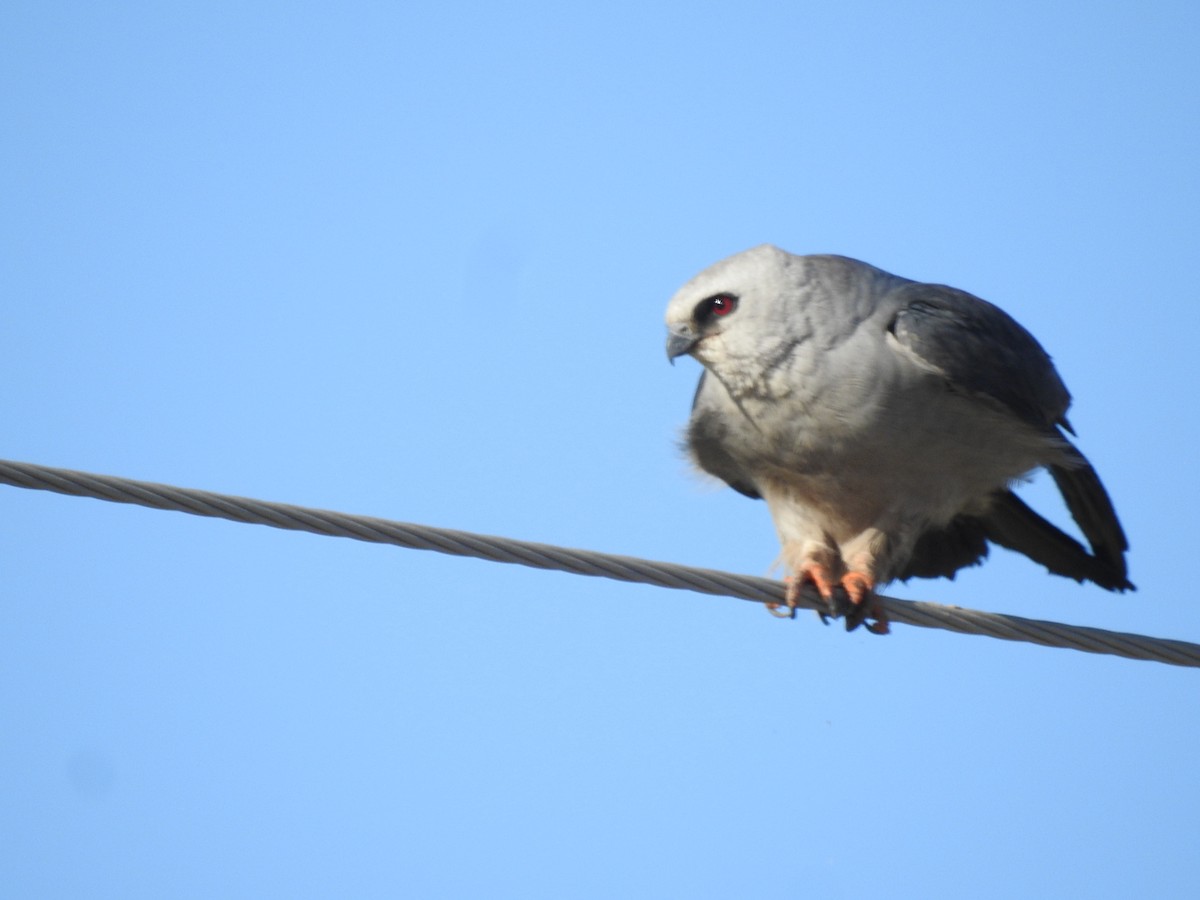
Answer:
[665,245,1132,634]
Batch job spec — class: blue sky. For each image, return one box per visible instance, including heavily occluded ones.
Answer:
[2,2,1198,897]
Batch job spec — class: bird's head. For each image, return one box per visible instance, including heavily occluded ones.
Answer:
[664,244,797,371]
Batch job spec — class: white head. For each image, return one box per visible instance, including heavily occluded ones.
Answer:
[664,244,806,372]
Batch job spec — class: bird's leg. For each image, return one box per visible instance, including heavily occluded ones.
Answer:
[771,542,847,621]
[770,562,837,618]
[839,571,890,635]
[841,532,892,634]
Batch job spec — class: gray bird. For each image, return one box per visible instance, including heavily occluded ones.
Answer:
[665,246,1132,633]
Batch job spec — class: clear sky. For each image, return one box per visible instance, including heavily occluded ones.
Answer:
[3,2,1198,897]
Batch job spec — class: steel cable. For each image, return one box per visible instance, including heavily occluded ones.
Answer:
[1,458,1195,668]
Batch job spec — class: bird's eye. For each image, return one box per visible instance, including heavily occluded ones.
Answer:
[699,293,738,321]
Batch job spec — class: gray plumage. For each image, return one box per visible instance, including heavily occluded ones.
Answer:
[665,246,1131,628]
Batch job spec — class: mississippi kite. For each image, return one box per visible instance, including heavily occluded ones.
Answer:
[665,246,1132,633]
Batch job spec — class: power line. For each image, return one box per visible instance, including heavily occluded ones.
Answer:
[1,458,1195,669]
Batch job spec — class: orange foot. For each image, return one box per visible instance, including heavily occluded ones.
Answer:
[841,572,889,635]
[768,562,839,619]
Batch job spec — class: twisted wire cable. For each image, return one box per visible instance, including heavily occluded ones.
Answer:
[1,458,1195,668]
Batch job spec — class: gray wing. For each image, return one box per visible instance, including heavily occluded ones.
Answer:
[982,488,1131,591]
[901,489,1132,591]
[889,283,1132,591]
[686,371,761,499]
[888,282,1072,431]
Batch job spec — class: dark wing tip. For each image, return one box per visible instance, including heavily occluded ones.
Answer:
[983,489,1133,593]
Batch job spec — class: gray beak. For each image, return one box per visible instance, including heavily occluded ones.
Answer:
[666,324,698,364]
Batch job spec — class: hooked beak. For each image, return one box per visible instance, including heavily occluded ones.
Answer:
[665,324,698,364]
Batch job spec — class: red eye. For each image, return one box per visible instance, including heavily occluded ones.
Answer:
[708,293,737,317]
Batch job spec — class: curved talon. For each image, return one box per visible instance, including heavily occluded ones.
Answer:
[768,566,838,620]
[769,567,891,634]
[825,585,852,621]
[802,565,838,601]
[839,572,890,635]
[765,576,801,618]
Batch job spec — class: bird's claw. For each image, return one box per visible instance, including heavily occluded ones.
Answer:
[770,567,889,635]
[766,600,796,619]
[766,575,803,618]
[840,572,890,634]
[769,564,843,621]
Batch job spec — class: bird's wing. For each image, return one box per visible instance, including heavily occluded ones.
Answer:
[902,515,990,580]
[903,487,1132,590]
[886,282,1073,432]
[1045,452,1133,589]
[888,282,1132,590]
[981,488,1132,590]
[686,371,762,499]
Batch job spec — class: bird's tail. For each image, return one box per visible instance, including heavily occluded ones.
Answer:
[982,446,1133,592]
[1047,445,1133,591]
